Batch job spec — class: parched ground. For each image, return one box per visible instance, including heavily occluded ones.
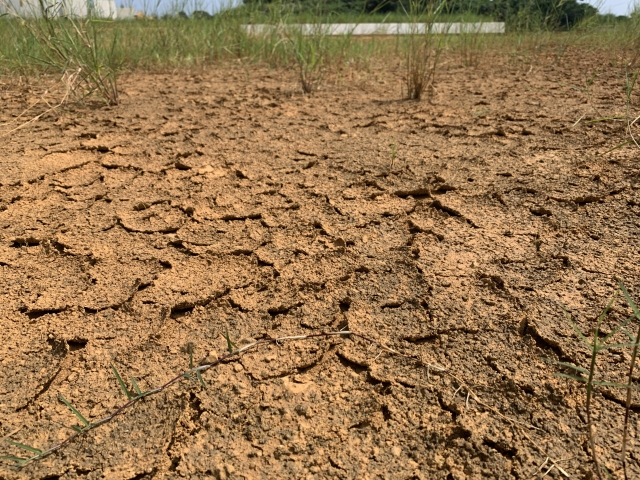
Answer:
[1,49,640,479]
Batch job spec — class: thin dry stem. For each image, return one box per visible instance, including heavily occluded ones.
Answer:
[2,330,445,467]
[0,69,79,139]
[0,323,572,476]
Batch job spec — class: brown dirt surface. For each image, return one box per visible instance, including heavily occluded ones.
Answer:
[1,50,640,479]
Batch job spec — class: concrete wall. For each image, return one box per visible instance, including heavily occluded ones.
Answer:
[243,22,506,36]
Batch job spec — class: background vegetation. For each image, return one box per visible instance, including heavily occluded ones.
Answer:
[243,0,602,29]
[0,0,636,108]
[0,1,636,66]
[0,0,637,103]
[0,1,637,73]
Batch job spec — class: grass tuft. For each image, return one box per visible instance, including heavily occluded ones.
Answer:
[403,0,445,100]
[0,3,122,105]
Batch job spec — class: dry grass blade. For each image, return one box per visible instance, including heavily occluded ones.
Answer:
[0,69,78,139]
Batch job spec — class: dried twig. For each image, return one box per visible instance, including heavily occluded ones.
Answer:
[0,327,568,475]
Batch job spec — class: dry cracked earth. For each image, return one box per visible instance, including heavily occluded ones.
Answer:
[1,49,640,479]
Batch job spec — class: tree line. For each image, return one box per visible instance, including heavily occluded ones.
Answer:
[244,0,600,30]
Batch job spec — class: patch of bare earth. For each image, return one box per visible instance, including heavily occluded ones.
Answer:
[1,51,640,479]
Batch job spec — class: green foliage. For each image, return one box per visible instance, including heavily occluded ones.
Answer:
[243,0,598,30]
[485,0,597,30]
[1,0,637,82]
[243,0,364,16]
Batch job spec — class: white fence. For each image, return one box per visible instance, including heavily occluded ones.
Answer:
[0,0,117,18]
[243,22,505,36]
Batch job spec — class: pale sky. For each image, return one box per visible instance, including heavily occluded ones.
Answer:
[587,0,637,15]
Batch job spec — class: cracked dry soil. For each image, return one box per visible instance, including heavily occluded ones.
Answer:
[1,51,640,479]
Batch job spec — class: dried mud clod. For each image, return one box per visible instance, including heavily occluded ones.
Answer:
[1,54,640,479]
